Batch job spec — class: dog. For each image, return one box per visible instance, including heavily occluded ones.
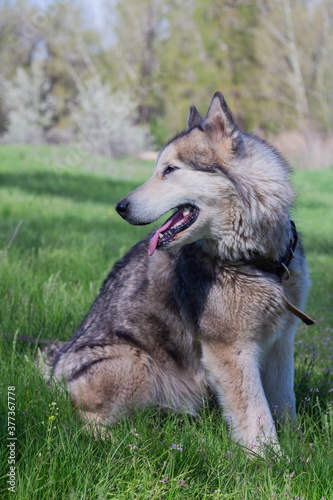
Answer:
[43,92,313,455]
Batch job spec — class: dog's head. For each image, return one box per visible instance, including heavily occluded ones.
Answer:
[116,92,294,261]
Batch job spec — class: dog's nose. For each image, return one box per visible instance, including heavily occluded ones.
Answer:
[115,200,129,218]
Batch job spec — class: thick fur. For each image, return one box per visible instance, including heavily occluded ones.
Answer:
[44,92,309,454]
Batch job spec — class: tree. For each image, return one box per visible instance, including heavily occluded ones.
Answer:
[72,77,150,157]
[106,0,168,124]
[157,0,260,133]
[1,62,57,144]
[255,0,333,130]
[0,0,104,139]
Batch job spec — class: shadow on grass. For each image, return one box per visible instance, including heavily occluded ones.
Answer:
[0,171,140,205]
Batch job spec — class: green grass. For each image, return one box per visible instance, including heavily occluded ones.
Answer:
[0,145,333,499]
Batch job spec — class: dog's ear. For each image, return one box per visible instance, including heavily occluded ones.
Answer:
[187,105,203,130]
[204,92,240,149]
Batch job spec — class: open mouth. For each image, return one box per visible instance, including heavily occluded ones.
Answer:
[148,205,199,256]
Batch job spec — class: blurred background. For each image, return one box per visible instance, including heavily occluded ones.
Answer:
[1,0,333,168]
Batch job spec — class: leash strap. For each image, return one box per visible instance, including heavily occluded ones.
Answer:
[282,289,316,325]
[247,220,316,325]
[281,220,315,325]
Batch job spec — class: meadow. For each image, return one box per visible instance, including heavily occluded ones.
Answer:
[0,145,333,499]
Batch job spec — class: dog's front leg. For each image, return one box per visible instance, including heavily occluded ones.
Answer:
[201,339,279,456]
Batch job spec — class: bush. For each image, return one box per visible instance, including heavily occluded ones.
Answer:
[0,63,57,145]
[72,78,150,157]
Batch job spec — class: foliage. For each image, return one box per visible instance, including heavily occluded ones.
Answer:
[72,78,150,157]
[1,0,333,152]
[108,0,333,135]
[0,63,57,145]
[0,145,333,498]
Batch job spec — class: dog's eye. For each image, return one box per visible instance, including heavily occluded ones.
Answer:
[163,165,178,177]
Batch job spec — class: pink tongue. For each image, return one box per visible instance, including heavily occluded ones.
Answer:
[148,209,184,256]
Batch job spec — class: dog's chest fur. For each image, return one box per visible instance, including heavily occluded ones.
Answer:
[151,240,286,349]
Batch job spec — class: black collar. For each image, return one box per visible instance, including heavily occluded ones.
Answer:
[248,219,298,280]
[247,220,315,325]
